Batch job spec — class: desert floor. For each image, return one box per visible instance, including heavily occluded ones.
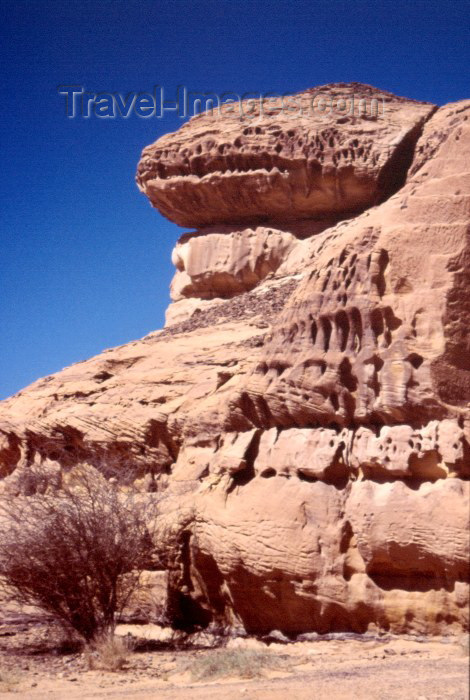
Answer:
[0,619,468,699]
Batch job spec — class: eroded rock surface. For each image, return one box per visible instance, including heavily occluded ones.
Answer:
[1,83,469,637]
[137,83,435,228]
[170,226,298,300]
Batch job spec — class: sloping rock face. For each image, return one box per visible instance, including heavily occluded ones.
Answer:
[1,84,469,637]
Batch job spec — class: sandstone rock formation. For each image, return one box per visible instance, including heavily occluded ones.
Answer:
[170,226,298,300]
[0,83,469,637]
[137,83,434,228]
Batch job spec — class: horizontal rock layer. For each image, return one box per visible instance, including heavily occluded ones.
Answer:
[170,226,298,300]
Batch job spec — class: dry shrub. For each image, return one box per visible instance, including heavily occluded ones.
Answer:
[186,648,273,681]
[0,465,157,642]
[85,633,134,672]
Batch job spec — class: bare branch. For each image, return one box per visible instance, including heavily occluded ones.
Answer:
[0,465,157,641]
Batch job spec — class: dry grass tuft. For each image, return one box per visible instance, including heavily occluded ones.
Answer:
[85,634,134,672]
[459,634,469,656]
[0,668,20,692]
[185,648,273,681]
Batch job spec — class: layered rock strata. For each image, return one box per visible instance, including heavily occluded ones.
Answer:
[0,84,468,636]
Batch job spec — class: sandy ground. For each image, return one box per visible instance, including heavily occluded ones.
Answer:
[0,619,468,699]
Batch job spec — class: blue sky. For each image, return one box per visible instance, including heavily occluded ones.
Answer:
[1,0,469,399]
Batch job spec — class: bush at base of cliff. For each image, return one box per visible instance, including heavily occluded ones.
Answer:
[0,465,157,642]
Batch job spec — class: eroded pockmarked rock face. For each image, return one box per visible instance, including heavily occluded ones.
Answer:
[1,85,469,637]
[170,226,298,300]
[229,99,470,433]
[137,83,435,228]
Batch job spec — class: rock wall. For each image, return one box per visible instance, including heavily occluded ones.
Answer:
[0,83,468,637]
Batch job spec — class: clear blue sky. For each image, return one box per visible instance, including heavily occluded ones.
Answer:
[1,0,469,399]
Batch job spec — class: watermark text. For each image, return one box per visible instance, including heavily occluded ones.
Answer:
[57,85,386,121]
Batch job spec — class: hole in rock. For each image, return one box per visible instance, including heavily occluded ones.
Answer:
[321,317,332,351]
[339,357,358,392]
[297,470,318,483]
[370,309,384,339]
[350,307,363,351]
[383,306,402,331]
[93,370,113,383]
[408,450,447,482]
[336,311,350,351]
[374,250,389,297]
[407,353,424,369]
[322,461,349,489]
[168,531,213,631]
[311,320,318,345]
